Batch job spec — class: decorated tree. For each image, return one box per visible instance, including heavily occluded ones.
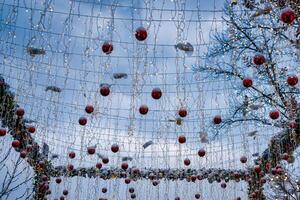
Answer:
[194,0,300,199]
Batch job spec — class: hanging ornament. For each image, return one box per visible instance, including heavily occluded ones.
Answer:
[63,190,68,196]
[135,27,148,41]
[102,42,113,54]
[184,158,191,166]
[139,105,149,115]
[85,104,94,114]
[100,85,110,96]
[78,117,87,126]
[213,115,222,124]
[20,151,27,158]
[96,162,102,169]
[68,152,76,159]
[87,146,96,155]
[198,149,206,157]
[111,144,119,153]
[254,165,261,173]
[121,162,129,170]
[0,128,6,136]
[129,188,134,193]
[102,157,109,164]
[27,126,36,133]
[151,88,162,100]
[240,156,247,163]
[253,54,266,65]
[269,110,280,120]
[178,135,186,144]
[12,140,21,148]
[16,107,25,117]
[280,8,295,24]
[178,108,187,118]
[287,75,298,86]
[221,182,227,188]
[242,77,253,88]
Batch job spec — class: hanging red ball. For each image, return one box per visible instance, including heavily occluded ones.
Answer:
[27,126,36,133]
[221,182,227,188]
[111,144,119,153]
[85,104,94,114]
[184,158,191,166]
[269,110,280,120]
[243,78,253,88]
[87,146,96,155]
[178,108,187,118]
[240,156,247,163]
[100,85,110,96]
[12,140,21,148]
[135,27,148,41]
[56,178,62,184]
[254,165,261,173]
[178,135,186,144]
[280,8,295,24]
[125,178,131,184]
[282,153,289,161]
[139,105,149,115]
[121,162,129,170]
[68,151,76,159]
[102,157,109,164]
[151,88,162,100]
[96,162,102,169]
[67,164,74,171]
[213,115,222,124]
[20,150,27,158]
[198,149,206,157]
[16,108,25,117]
[102,188,107,193]
[287,75,298,86]
[26,145,33,152]
[253,54,266,65]
[102,42,113,54]
[78,117,87,126]
[0,128,7,136]
[130,194,136,199]
[129,187,135,193]
[195,194,200,199]
[63,190,68,196]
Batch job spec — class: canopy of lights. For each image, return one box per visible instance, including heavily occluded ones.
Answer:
[0,0,300,200]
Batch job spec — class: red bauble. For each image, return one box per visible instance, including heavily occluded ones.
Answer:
[20,150,27,158]
[178,135,186,144]
[129,187,134,193]
[111,144,119,153]
[85,104,94,114]
[102,157,109,164]
[26,145,33,152]
[254,165,261,173]
[12,140,20,148]
[96,162,102,169]
[101,187,107,193]
[42,175,48,182]
[102,42,113,54]
[240,156,247,163]
[67,164,74,171]
[152,180,159,186]
[68,151,76,159]
[280,8,295,24]
[221,182,227,188]
[151,88,162,100]
[184,158,191,166]
[60,196,65,200]
[100,85,110,96]
[243,78,253,88]
[63,190,68,196]
[139,105,149,115]
[198,149,206,157]
[131,194,136,199]
[16,108,25,117]
[178,108,187,118]
[79,117,87,126]
[269,110,280,120]
[28,126,36,133]
[282,153,289,161]
[0,128,6,136]
[287,75,298,86]
[289,120,297,129]
[55,178,62,184]
[125,178,131,184]
[195,194,200,199]
[87,146,96,155]
[253,54,266,65]
[121,162,129,170]
[213,115,222,124]
[135,27,148,41]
